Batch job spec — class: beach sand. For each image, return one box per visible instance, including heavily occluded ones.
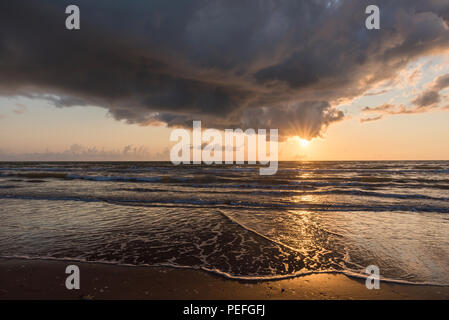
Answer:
[1,258,448,300]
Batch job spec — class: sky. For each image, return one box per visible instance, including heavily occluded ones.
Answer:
[0,0,449,161]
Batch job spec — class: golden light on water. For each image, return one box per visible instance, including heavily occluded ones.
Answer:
[292,194,315,203]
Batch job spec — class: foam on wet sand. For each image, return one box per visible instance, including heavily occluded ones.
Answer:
[1,258,448,300]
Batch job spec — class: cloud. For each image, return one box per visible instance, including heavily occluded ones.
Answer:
[13,104,27,115]
[412,72,449,107]
[360,115,383,123]
[242,101,345,140]
[362,103,438,116]
[0,144,169,161]
[411,90,441,107]
[433,72,449,90]
[360,101,446,122]
[1,0,449,139]
[405,67,423,86]
[361,71,449,122]
[363,89,390,97]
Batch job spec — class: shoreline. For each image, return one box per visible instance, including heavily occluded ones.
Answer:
[1,258,448,300]
[3,255,444,287]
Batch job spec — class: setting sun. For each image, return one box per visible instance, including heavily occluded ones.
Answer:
[296,137,310,147]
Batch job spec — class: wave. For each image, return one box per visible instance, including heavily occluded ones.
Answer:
[1,194,448,213]
[66,174,162,182]
[184,181,449,191]
[0,172,164,182]
[2,171,449,193]
[0,167,75,172]
[215,209,306,253]
[183,188,449,201]
[0,185,19,189]
[1,172,69,179]
[304,189,449,201]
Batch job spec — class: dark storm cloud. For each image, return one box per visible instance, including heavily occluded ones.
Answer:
[1,0,449,138]
[242,101,345,139]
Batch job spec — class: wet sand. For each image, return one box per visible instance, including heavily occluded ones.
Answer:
[1,258,448,300]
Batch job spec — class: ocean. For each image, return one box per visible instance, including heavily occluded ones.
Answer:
[0,161,448,285]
